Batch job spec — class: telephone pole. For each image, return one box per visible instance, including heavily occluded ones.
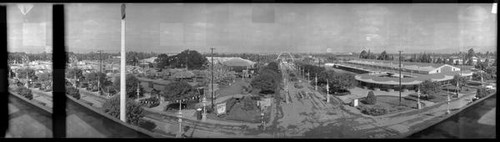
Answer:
[398,50,402,106]
[210,47,215,110]
[98,50,103,95]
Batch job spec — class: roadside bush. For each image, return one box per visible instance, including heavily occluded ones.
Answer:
[66,86,81,100]
[17,86,33,100]
[358,105,387,116]
[365,91,376,105]
[102,96,145,125]
[476,87,489,99]
[138,119,157,131]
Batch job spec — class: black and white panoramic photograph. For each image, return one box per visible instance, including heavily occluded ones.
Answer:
[1,2,497,138]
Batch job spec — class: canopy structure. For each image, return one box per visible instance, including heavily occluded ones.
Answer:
[222,57,255,67]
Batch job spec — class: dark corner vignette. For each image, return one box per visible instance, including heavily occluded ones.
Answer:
[52,4,67,138]
[1,5,8,139]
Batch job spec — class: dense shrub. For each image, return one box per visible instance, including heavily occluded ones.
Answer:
[102,96,145,125]
[476,87,490,99]
[17,86,33,100]
[358,105,387,116]
[66,86,81,100]
[365,91,376,105]
[138,119,157,131]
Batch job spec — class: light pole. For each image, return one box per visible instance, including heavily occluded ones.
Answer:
[398,50,402,106]
[176,100,183,138]
[315,73,318,91]
[417,88,421,109]
[137,83,140,99]
[198,87,207,121]
[446,92,451,114]
[326,80,330,103]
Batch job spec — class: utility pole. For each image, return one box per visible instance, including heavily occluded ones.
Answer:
[98,50,103,96]
[399,50,402,106]
[326,80,330,103]
[210,48,215,110]
[315,73,318,91]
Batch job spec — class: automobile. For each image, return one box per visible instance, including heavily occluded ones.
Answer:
[34,83,42,88]
[485,85,496,90]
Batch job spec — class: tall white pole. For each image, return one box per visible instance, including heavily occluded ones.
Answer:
[326,80,330,103]
[119,4,127,122]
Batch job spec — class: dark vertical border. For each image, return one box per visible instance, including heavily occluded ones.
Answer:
[0,5,8,138]
[52,4,66,138]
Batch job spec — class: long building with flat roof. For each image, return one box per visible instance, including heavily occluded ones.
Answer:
[331,59,473,92]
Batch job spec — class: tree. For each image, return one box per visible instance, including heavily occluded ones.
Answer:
[475,60,488,71]
[84,72,107,91]
[377,51,389,60]
[155,54,170,69]
[365,91,377,105]
[466,48,475,62]
[485,66,496,79]
[16,68,36,80]
[419,80,441,99]
[317,70,335,86]
[66,67,83,79]
[102,95,144,125]
[161,81,195,101]
[327,73,357,94]
[251,73,278,94]
[16,86,33,100]
[359,50,368,59]
[113,74,144,99]
[66,86,81,99]
[451,75,467,91]
[476,87,488,98]
[436,58,443,64]
[37,72,51,82]
[169,50,208,70]
[266,62,280,72]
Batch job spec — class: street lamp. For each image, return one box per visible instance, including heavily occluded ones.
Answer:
[326,80,330,103]
[315,73,318,91]
[198,87,207,121]
[417,88,421,109]
[446,92,451,115]
[176,100,183,138]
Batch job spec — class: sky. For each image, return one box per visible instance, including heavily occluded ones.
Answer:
[6,3,498,54]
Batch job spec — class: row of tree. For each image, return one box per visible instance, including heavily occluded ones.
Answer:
[250,62,282,95]
[8,52,52,63]
[66,51,158,66]
[295,61,325,79]
[155,50,208,70]
[316,70,357,95]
